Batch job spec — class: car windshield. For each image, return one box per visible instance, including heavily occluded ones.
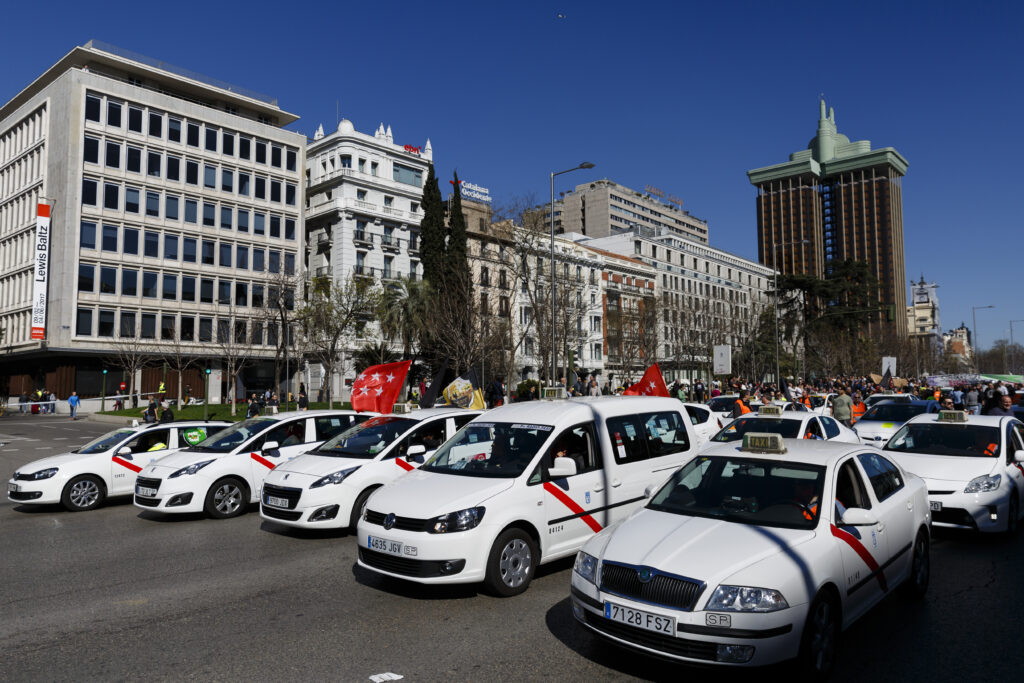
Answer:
[73,429,135,454]
[809,396,827,408]
[314,415,415,458]
[885,423,1002,458]
[860,403,929,423]
[866,395,910,407]
[191,418,277,453]
[421,421,553,478]
[648,455,826,529]
[711,417,802,442]
[708,396,739,412]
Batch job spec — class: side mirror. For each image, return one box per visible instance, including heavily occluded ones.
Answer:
[406,444,426,462]
[841,507,878,527]
[262,440,280,455]
[117,446,133,458]
[548,458,577,478]
[644,484,655,499]
[1014,452,1024,464]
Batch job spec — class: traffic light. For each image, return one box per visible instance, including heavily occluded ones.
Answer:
[205,368,211,375]
[102,369,107,375]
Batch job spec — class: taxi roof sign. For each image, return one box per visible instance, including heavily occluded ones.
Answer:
[392,403,420,414]
[742,432,787,454]
[937,409,968,423]
[758,405,783,416]
[542,386,567,400]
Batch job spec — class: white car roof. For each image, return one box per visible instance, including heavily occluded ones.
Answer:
[699,438,866,468]
[472,396,686,427]
[903,412,1010,427]
[735,411,812,423]
[380,407,484,422]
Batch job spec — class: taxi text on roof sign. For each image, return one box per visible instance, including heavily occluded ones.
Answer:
[937,410,968,423]
[742,432,787,454]
[758,405,783,416]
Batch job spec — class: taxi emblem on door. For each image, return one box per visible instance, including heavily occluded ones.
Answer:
[384,513,397,530]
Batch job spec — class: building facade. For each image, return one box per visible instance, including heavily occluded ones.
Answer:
[0,41,305,401]
[747,99,909,337]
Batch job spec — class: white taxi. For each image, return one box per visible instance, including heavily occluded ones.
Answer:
[7,421,229,511]
[883,411,1024,534]
[853,400,937,448]
[571,433,930,676]
[133,410,368,519]
[260,407,482,530]
[708,405,860,447]
[681,403,722,449]
[356,397,698,596]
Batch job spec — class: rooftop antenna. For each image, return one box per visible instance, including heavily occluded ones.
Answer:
[336,99,339,127]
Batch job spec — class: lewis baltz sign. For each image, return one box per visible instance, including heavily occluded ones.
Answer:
[30,203,51,340]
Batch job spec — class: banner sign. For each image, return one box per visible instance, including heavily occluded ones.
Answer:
[461,181,491,203]
[881,356,897,377]
[713,344,732,375]
[30,203,51,340]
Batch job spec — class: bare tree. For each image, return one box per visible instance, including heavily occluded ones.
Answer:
[109,336,158,408]
[258,269,300,399]
[215,309,255,416]
[161,335,201,406]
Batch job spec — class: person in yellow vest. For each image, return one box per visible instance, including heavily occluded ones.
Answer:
[158,380,166,401]
[850,392,867,424]
[731,390,752,418]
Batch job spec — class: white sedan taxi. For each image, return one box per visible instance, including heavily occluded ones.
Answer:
[8,421,229,511]
[708,405,860,447]
[357,397,698,596]
[260,407,482,530]
[681,403,722,449]
[853,400,937,448]
[134,410,367,519]
[571,433,931,676]
[883,411,1024,533]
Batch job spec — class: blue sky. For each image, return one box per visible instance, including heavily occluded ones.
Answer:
[4,1,1022,357]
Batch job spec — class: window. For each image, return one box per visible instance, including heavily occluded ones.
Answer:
[204,165,216,188]
[76,308,93,335]
[182,276,196,302]
[237,209,249,232]
[202,240,215,265]
[199,317,213,342]
[168,117,181,142]
[286,148,297,172]
[102,224,118,251]
[544,423,602,476]
[78,264,95,292]
[221,206,233,229]
[85,95,101,122]
[821,417,841,439]
[164,234,179,260]
[218,280,232,305]
[203,203,216,227]
[370,161,378,176]
[270,215,280,238]
[142,271,158,298]
[222,131,234,156]
[141,313,157,339]
[147,151,161,177]
[161,314,176,340]
[255,140,267,164]
[383,195,393,207]
[80,221,96,249]
[148,112,162,138]
[356,189,367,201]
[128,107,143,133]
[222,169,233,192]
[120,268,137,294]
[285,253,295,275]
[254,212,265,235]
[285,218,295,240]
[180,316,195,341]
[270,180,281,203]
[250,322,263,345]
[235,282,248,306]
[103,183,119,210]
[84,136,100,163]
[236,245,248,269]
[239,136,250,159]
[220,243,232,267]
[82,179,98,206]
[165,195,179,220]
[184,160,199,185]
[144,231,160,258]
[271,145,282,167]
[162,274,177,300]
[183,199,197,224]
[238,173,250,196]
[200,278,214,303]
[205,127,217,152]
[252,285,265,308]
[106,101,122,127]
[856,453,904,502]
[146,191,160,217]
[340,155,352,168]
[255,176,266,199]
[285,183,296,205]
[605,415,649,464]
[120,311,136,337]
[358,158,365,172]
[393,163,422,186]
[253,249,264,272]
[123,228,139,255]
[126,146,142,173]
[125,188,140,213]
[269,250,280,273]
[187,122,200,147]
[183,237,197,262]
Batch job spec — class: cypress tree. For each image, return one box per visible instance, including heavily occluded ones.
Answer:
[419,164,445,289]
[445,171,471,295]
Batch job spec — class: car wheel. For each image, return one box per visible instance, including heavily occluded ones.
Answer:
[204,478,248,519]
[797,590,840,680]
[61,475,105,512]
[483,528,538,597]
[349,486,378,530]
[1005,494,1019,537]
[900,529,929,599]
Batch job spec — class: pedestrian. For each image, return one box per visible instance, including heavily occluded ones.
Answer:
[986,393,1016,417]
[184,383,192,406]
[850,392,867,424]
[297,390,309,411]
[487,377,505,408]
[268,392,280,415]
[246,394,261,418]
[141,400,157,423]
[731,390,753,418]
[19,390,27,413]
[68,391,81,420]
[48,390,56,415]
[951,386,965,411]
[589,379,601,397]
[159,401,174,423]
[965,385,981,415]
[694,379,706,403]
[158,380,166,402]
[832,387,854,427]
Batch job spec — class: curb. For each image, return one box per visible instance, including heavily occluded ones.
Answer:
[87,413,138,426]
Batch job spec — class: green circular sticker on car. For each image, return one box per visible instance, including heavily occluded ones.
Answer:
[183,428,206,445]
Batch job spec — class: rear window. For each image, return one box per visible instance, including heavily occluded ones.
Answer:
[712,417,802,442]
[861,404,929,422]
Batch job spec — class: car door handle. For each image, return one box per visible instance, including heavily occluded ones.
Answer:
[907,501,913,511]
[593,484,605,492]
[875,523,886,533]
[611,479,622,488]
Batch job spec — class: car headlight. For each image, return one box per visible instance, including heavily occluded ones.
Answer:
[310,466,360,489]
[573,551,600,585]
[706,585,789,612]
[169,460,215,478]
[964,473,1001,493]
[26,468,59,480]
[428,507,485,533]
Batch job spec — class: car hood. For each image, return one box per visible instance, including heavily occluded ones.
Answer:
[599,508,815,590]
[145,448,230,471]
[364,468,514,518]
[13,451,96,474]
[886,452,999,484]
[271,452,369,477]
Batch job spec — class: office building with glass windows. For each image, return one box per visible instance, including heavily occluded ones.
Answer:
[0,41,305,401]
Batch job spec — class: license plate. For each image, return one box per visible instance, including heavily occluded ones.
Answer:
[604,602,675,634]
[368,536,403,556]
[136,486,157,497]
[8,482,19,493]
[266,495,289,508]
[929,501,942,512]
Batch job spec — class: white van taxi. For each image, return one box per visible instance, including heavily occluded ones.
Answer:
[356,396,698,596]
[571,433,930,677]
[883,411,1024,534]
[260,407,483,530]
[8,421,230,511]
[133,410,369,519]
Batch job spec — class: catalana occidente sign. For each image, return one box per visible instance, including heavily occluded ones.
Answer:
[30,203,51,340]
[461,181,491,203]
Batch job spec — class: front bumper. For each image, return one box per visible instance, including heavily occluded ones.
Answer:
[570,572,800,667]
[355,517,492,584]
[258,475,358,528]
[7,477,63,505]
[927,486,1012,532]
[132,471,206,513]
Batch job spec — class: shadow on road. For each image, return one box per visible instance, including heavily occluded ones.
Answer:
[258,520,353,540]
[350,562,481,601]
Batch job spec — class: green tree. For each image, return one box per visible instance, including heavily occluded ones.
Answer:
[419,164,445,290]
[378,275,431,359]
[445,171,471,295]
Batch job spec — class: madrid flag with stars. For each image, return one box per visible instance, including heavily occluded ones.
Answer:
[351,360,412,413]
[623,363,670,397]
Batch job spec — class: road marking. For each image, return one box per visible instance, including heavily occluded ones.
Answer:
[53,437,69,440]
[369,674,404,682]
[35,446,54,450]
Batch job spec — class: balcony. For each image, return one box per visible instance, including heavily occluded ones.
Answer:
[353,265,378,279]
[315,266,332,278]
[380,235,402,252]
[353,230,373,246]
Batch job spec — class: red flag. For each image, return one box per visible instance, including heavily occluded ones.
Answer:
[351,360,412,413]
[622,364,670,397]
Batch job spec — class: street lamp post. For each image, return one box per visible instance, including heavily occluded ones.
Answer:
[971,305,995,371]
[771,239,809,386]
[550,162,594,388]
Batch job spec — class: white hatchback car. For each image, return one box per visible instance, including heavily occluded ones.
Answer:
[260,408,482,530]
[884,411,1024,533]
[571,434,930,677]
[681,403,722,449]
[356,397,698,596]
[853,400,937,448]
[707,406,860,447]
[8,421,230,511]
[133,410,368,519]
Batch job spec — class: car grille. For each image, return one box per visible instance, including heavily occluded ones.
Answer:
[928,490,955,496]
[364,509,433,532]
[9,491,43,501]
[134,495,160,507]
[932,507,976,528]
[600,562,704,611]
[14,472,39,481]
[135,476,161,493]
[358,547,465,578]
[262,483,302,509]
[582,610,717,661]
[261,503,302,521]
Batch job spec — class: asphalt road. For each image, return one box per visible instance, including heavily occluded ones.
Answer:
[2,415,1022,682]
